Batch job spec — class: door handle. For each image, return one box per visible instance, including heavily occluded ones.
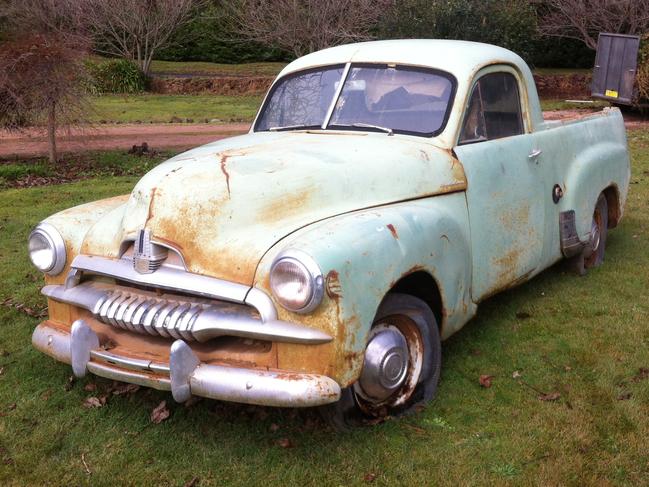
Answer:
[528,149,542,161]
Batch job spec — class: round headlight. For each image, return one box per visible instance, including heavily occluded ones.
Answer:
[270,250,324,313]
[28,223,66,275]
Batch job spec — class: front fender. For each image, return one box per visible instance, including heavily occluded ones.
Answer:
[254,192,475,387]
[42,195,129,285]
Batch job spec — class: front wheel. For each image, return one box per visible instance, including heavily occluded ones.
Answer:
[320,293,441,429]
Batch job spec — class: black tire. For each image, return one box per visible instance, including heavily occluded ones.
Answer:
[319,293,441,429]
[568,193,608,275]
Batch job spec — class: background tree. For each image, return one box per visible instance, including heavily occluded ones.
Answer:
[224,0,391,58]
[84,0,200,75]
[0,0,90,164]
[537,0,649,50]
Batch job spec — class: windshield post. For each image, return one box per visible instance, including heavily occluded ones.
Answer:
[322,63,351,130]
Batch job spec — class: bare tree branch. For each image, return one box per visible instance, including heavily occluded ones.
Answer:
[536,0,649,50]
[223,0,392,58]
[83,0,201,75]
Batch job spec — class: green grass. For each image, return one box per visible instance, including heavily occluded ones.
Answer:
[540,98,611,111]
[149,60,286,77]
[0,151,172,189]
[89,94,263,123]
[1,132,649,485]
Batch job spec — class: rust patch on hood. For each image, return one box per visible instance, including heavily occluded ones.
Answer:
[387,224,399,239]
[219,153,232,198]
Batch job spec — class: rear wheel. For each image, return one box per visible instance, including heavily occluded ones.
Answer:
[320,293,441,429]
[568,193,608,275]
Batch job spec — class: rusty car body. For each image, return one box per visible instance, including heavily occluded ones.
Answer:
[28,40,630,425]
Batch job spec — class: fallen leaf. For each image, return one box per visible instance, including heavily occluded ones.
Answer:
[538,392,561,402]
[150,400,170,424]
[112,383,140,396]
[276,438,294,448]
[269,423,280,432]
[632,367,649,382]
[479,375,494,388]
[0,367,4,376]
[471,349,482,356]
[563,365,572,372]
[83,383,97,392]
[64,375,76,391]
[618,391,632,401]
[364,473,377,483]
[83,396,107,408]
[512,370,522,379]
[515,311,531,320]
[183,477,199,487]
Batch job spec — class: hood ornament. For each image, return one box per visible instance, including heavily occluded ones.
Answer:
[133,229,168,274]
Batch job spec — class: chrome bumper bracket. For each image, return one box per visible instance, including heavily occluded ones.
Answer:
[170,340,200,403]
[70,319,99,378]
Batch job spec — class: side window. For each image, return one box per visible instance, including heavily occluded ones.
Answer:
[459,72,524,144]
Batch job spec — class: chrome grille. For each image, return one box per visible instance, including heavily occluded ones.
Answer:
[94,289,205,340]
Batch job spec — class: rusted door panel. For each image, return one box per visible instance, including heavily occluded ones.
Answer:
[454,134,545,301]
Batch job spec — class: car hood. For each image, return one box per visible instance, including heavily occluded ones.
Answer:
[81,131,466,284]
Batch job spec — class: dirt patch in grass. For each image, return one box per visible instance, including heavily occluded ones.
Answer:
[534,73,591,98]
[150,76,274,96]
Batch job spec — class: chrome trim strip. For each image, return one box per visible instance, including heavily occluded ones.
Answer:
[42,281,332,344]
[322,62,351,129]
[72,254,251,305]
[90,349,170,374]
[87,362,172,391]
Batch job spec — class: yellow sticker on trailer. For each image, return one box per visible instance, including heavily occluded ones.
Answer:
[605,89,619,98]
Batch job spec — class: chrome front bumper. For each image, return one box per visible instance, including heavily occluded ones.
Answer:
[32,320,341,407]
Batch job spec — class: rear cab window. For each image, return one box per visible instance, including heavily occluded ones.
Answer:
[459,72,524,145]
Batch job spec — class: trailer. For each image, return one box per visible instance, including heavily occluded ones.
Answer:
[592,32,648,109]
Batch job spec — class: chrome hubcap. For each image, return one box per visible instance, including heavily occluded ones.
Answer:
[589,217,601,253]
[356,325,409,402]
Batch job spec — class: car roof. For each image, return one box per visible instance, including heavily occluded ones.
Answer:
[279,39,528,81]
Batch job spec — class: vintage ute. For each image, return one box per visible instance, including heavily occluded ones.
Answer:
[28,40,630,426]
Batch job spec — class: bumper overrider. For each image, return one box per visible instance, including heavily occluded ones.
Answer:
[32,255,342,407]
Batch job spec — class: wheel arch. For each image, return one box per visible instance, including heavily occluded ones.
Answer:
[388,270,444,335]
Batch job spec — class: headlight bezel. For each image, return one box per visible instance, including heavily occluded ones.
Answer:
[269,249,324,314]
[28,222,67,275]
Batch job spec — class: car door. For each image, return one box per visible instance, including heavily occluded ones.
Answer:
[453,68,546,301]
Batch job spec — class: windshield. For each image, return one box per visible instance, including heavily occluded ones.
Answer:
[255,64,455,137]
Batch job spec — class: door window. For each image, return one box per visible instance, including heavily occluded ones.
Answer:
[459,72,524,144]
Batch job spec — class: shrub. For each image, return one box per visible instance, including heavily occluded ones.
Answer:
[376,0,539,63]
[86,58,147,94]
[637,35,649,104]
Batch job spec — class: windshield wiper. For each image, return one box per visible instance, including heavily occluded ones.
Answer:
[268,124,312,132]
[351,123,394,136]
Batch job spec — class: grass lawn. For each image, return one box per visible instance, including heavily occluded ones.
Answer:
[1,132,648,485]
[89,95,608,124]
[540,98,611,112]
[149,60,286,78]
[89,94,263,124]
